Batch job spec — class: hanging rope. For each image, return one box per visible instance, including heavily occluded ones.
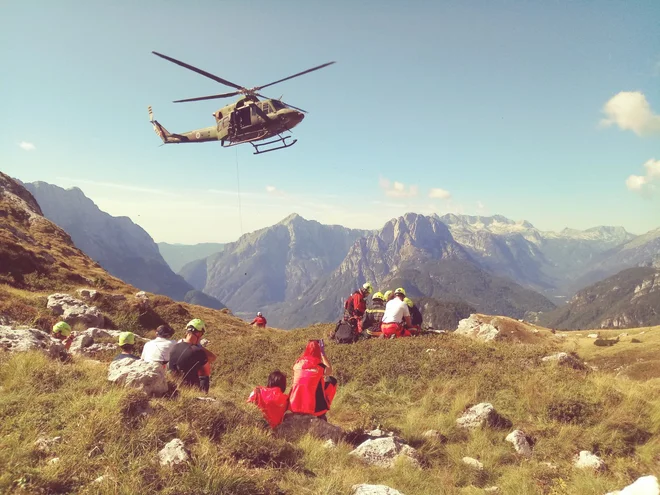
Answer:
[235,146,244,235]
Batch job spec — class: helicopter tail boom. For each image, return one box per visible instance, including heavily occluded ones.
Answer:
[148,105,186,144]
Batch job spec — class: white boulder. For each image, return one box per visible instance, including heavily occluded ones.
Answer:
[462,457,484,470]
[352,484,405,495]
[573,450,605,471]
[456,403,510,429]
[158,438,189,467]
[0,326,66,358]
[349,437,419,468]
[605,475,659,495]
[455,315,500,341]
[505,429,532,458]
[77,289,98,301]
[47,293,104,328]
[107,358,168,397]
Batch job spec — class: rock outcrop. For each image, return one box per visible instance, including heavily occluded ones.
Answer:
[541,352,586,370]
[47,293,104,329]
[456,403,512,429]
[107,358,168,397]
[0,326,66,358]
[455,314,548,344]
[349,436,419,468]
[505,429,533,458]
[605,475,659,495]
[352,484,406,495]
[273,413,344,443]
[158,438,189,467]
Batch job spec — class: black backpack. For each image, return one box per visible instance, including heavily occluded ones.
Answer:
[332,319,358,344]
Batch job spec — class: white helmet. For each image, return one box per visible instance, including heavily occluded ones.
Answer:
[257,311,262,316]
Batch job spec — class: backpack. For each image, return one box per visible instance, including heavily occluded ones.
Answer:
[332,319,358,344]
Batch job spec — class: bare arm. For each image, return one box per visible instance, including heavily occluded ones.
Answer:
[321,352,333,377]
[404,315,412,328]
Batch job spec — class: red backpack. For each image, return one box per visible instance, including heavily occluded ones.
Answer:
[247,386,289,429]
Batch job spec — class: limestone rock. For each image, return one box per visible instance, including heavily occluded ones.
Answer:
[107,358,168,397]
[352,484,405,495]
[422,429,447,442]
[158,438,189,467]
[77,289,98,301]
[573,450,605,471]
[541,352,585,369]
[456,315,500,341]
[1,326,66,358]
[47,293,104,328]
[462,457,484,470]
[605,475,659,495]
[273,413,344,443]
[349,437,419,469]
[34,436,62,453]
[456,403,511,429]
[135,291,150,308]
[588,333,598,338]
[484,488,500,493]
[505,429,532,458]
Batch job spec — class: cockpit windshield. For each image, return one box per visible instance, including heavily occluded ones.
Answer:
[270,100,286,111]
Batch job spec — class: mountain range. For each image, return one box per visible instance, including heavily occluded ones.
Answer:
[22,181,224,309]
[157,242,224,273]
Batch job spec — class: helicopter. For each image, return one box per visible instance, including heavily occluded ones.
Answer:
[148,51,335,154]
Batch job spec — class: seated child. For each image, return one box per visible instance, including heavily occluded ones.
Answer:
[247,370,289,429]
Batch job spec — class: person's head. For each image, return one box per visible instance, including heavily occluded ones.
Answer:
[383,290,393,301]
[185,318,206,344]
[394,287,406,300]
[403,297,414,308]
[372,291,384,303]
[267,370,287,393]
[361,282,373,296]
[257,311,262,317]
[156,324,175,339]
[118,331,136,353]
[301,340,322,361]
[52,321,71,340]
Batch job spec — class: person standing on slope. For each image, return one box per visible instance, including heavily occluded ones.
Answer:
[361,291,386,338]
[141,324,176,367]
[381,287,412,338]
[288,339,337,420]
[250,312,267,328]
[168,319,216,392]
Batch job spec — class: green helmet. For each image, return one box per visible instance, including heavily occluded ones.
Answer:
[372,291,384,301]
[404,297,414,308]
[118,331,136,346]
[394,287,406,296]
[187,318,206,333]
[362,282,373,294]
[383,290,393,301]
[52,321,71,337]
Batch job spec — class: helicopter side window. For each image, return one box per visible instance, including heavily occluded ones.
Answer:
[271,100,285,111]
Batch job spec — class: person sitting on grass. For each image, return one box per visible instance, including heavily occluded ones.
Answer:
[288,339,337,421]
[113,331,140,361]
[247,370,290,429]
[168,319,216,392]
[51,321,75,350]
[141,324,176,367]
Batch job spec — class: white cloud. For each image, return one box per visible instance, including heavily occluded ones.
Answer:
[626,158,660,193]
[600,91,660,136]
[265,185,286,197]
[18,141,35,151]
[428,188,451,199]
[378,177,419,198]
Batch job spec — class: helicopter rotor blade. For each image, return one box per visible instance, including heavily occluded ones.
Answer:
[255,61,336,92]
[152,51,244,91]
[173,91,242,103]
[255,93,307,113]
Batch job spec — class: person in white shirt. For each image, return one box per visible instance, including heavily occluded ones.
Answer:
[141,324,176,366]
[381,287,412,339]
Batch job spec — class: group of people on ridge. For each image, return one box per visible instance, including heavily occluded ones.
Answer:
[335,282,423,342]
[51,318,337,431]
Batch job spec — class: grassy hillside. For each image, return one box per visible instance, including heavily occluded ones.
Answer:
[1,320,659,494]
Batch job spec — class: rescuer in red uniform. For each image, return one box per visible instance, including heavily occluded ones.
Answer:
[288,339,337,420]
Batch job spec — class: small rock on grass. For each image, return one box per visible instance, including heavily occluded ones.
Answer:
[158,438,189,467]
[352,484,405,495]
[505,429,532,458]
[462,457,484,470]
[605,475,659,495]
[573,450,605,471]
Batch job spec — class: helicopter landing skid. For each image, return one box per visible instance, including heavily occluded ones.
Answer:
[251,134,297,155]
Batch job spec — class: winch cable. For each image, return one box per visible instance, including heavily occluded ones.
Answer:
[235,146,244,235]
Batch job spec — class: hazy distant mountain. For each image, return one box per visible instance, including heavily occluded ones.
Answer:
[157,242,224,273]
[188,213,371,313]
[439,214,638,299]
[24,181,222,307]
[541,266,660,330]
[266,213,556,328]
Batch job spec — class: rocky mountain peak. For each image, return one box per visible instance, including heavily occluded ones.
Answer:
[1,173,43,217]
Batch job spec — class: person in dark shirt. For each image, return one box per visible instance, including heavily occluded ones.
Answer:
[168,318,216,391]
[113,332,140,362]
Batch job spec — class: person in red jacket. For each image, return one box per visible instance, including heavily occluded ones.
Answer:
[247,370,289,429]
[343,282,373,331]
[288,339,337,420]
[250,312,267,327]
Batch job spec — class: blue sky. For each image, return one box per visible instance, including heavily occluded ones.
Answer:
[2,0,659,243]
